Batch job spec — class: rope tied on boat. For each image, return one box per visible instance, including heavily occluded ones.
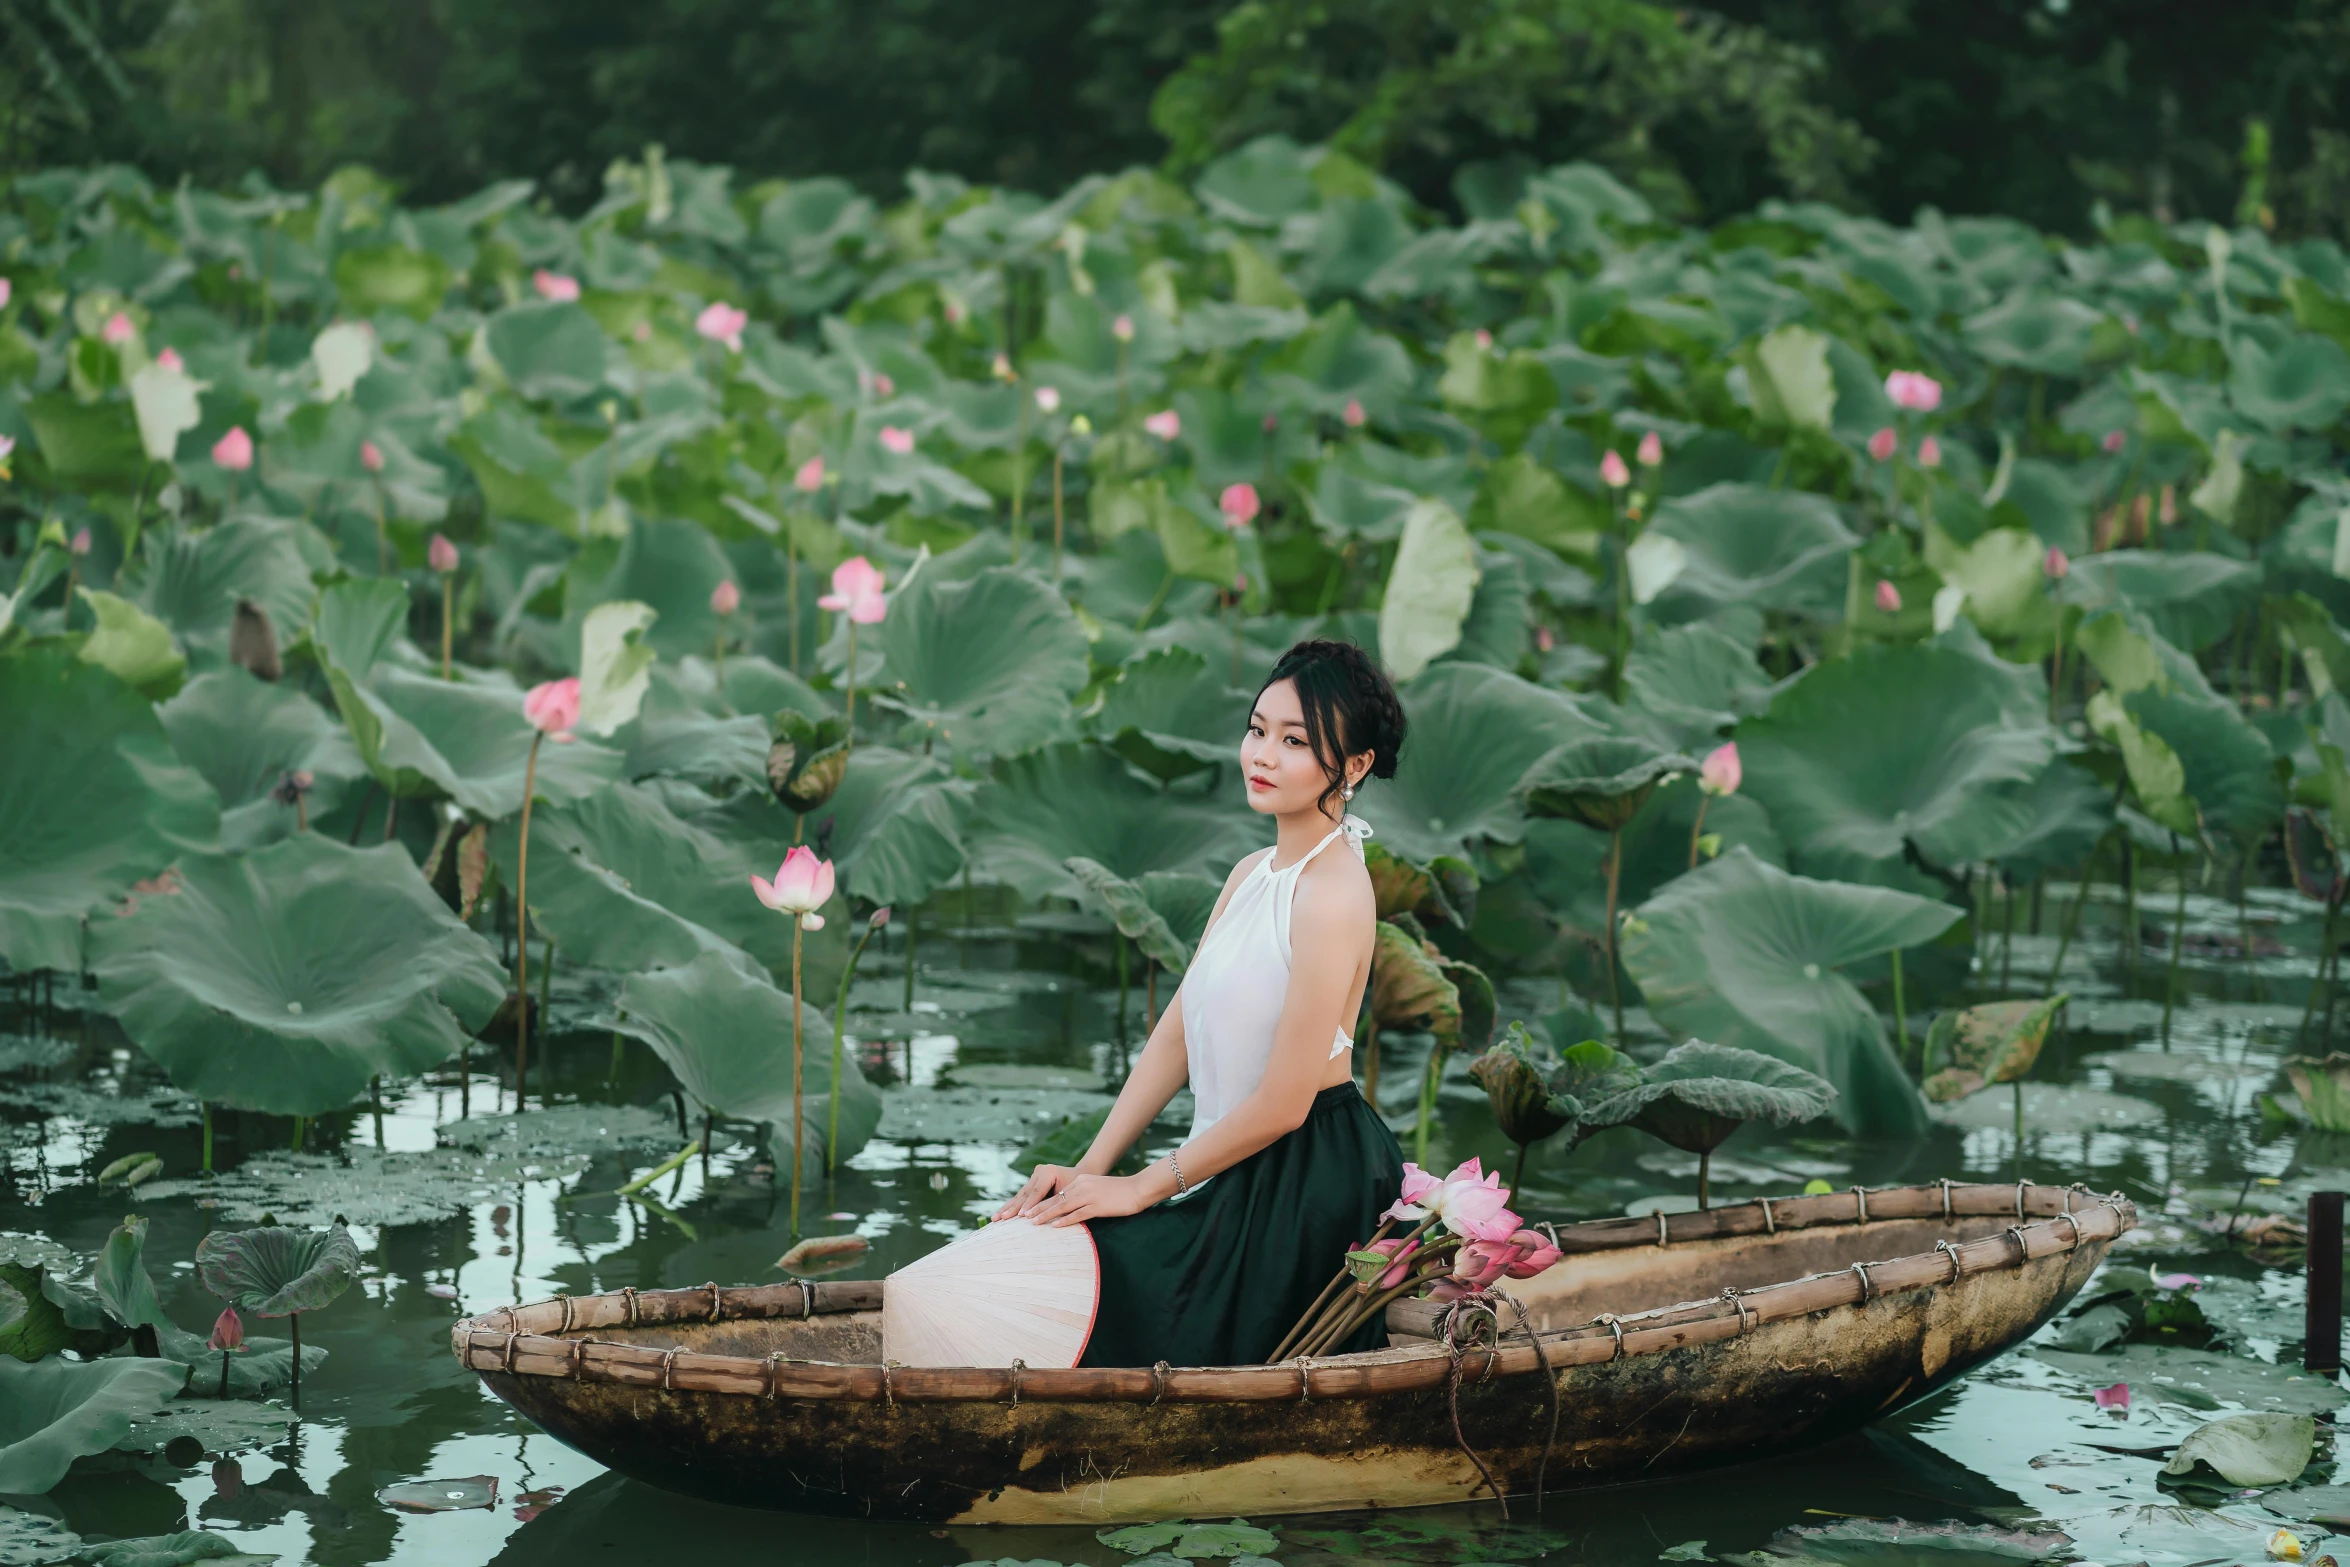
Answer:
[1936,1240,1963,1284]
[620,1287,640,1327]
[2053,1210,2085,1247]
[1655,1209,1671,1246]
[703,1282,724,1322]
[1721,1287,1755,1333]
[1593,1312,1626,1361]
[1294,1356,1315,1404]
[1938,1178,1954,1222]
[1758,1198,1775,1235]
[1148,1361,1171,1408]
[1007,1359,1026,1407]
[1434,1291,1516,1518]
[2015,1179,2032,1218]
[881,1359,901,1412]
[557,1294,576,1333]
[1850,1186,1870,1224]
[1502,1294,1560,1514]
[1849,1262,1873,1303]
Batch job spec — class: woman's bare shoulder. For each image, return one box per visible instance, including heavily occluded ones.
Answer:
[1293,842,1375,926]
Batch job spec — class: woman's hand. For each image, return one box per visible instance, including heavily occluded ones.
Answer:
[994,1164,1078,1222]
[1020,1172,1156,1227]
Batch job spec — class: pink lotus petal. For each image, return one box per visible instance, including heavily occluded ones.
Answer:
[817,556,887,623]
[1111,314,1135,343]
[361,439,385,473]
[1867,426,1897,462]
[1219,482,1260,528]
[1342,399,1366,428]
[793,456,826,492]
[2102,429,2127,454]
[1034,386,1061,414]
[1917,436,1942,469]
[523,677,581,739]
[878,426,915,456]
[1874,579,1902,613]
[695,301,748,352]
[102,312,134,345]
[428,534,459,573]
[1637,430,1664,466]
[1700,741,1740,797]
[1143,409,1180,441]
[533,270,581,303]
[2044,546,2070,580]
[156,347,184,372]
[2093,1381,2130,1411]
[213,426,254,472]
[1599,450,1630,488]
[2152,1271,2201,1292]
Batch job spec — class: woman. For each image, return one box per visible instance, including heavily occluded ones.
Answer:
[995,637,1407,1367]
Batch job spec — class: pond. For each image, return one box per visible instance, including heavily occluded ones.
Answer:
[6,876,2347,1567]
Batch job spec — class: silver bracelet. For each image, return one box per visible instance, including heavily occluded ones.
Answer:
[1169,1152,1188,1196]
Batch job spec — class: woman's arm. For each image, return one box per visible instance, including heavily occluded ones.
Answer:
[992,850,1264,1221]
[1022,854,1372,1226]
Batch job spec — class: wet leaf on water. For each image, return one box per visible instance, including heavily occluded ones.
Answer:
[0,1083,202,1128]
[1927,1082,2159,1134]
[1741,1516,2073,1564]
[378,1476,501,1512]
[2036,1343,2348,1416]
[79,1530,274,1567]
[2161,1411,2316,1486]
[0,1354,188,1494]
[1660,1544,1713,1561]
[112,1400,295,1459]
[1098,1520,1281,1558]
[0,1506,83,1565]
[2051,1303,2132,1353]
[879,1085,1114,1145]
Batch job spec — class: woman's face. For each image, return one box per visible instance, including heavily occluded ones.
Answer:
[1243,679,1350,817]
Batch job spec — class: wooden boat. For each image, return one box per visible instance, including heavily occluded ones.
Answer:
[452,1179,2133,1523]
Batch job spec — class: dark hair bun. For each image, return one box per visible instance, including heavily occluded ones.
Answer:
[1258,639,1408,809]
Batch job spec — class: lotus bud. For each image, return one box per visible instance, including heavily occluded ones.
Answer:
[1884,370,1942,411]
[871,373,894,398]
[429,533,459,574]
[1035,386,1061,414]
[533,270,581,303]
[1474,328,1494,350]
[360,439,385,473]
[270,769,314,807]
[1700,741,1741,797]
[1467,1037,1572,1147]
[1535,624,1555,651]
[156,347,184,372]
[1219,483,1260,528]
[752,845,836,929]
[869,906,892,929]
[1112,314,1136,343]
[817,557,887,624]
[2044,546,2070,580]
[2102,429,2127,454]
[1262,412,1278,433]
[794,456,826,493]
[710,579,740,616]
[70,527,91,557]
[0,279,11,308]
[1502,1228,1562,1278]
[1637,431,1663,466]
[878,426,914,455]
[207,1306,245,1353]
[695,301,748,352]
[1071,414,1092,437]
[230,599,282,682]
[0,434,14,478]
[1874,579,1902,613]
[1144,409,1180,441]
[1917,436,1941,468]
[213,426,255,472]
[103,312,135,345]
[1599,450,1630,489]
[633,321,652,342]
[1867,426,1897,462]
[523,677,582,742]
[1343,399,1366,428]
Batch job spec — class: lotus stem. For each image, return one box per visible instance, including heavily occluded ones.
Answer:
[1270,1221,1392,1362]
[2237,851,2265,1002]
[290,1116,305,1151]
[1512,1141,1530,1198]
[289,1311,301,1401]
[515,731,543,1106]
[1688,797,1710,871]
[440,574,454,680]
[2047,833,2104,1000]
[537,935,553,1042]
[1890,949,1909,1060]
[616,1142,700,1196]
[829,915,882,1172]
[1300,1252,1454,1358]
[787,534,800,676]
[202,1103,213,1175]
[1605,828,1625,1042]
[1011,392,1030,550]
[1698,1148,1710,1210]
[1134,568,1175,632]
[713,628,726,684]
[1051,444,1065,583]
[1362,1011,1380,1106]
[791,919,806,1235]
[844,619,858,748]
[2048,617,2064,722]
[2162,859,2187,1049]
[903,906,917,1012]
[218,1350,230,1399]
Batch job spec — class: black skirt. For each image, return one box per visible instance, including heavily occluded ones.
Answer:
[1079,1082,1404,1368]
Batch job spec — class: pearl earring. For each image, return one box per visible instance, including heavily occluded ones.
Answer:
[1341,783,1355,801]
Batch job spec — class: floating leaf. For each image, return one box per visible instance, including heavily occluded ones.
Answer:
[2164,1412,2316,1487]
[379,1476,501,1513]
[0,1355,187,1494]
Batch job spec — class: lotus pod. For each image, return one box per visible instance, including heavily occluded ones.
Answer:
[1585,1039,1836,1155]
[1920,994,2067,1103]
[194,1221,359,1318]
[2287,809,2342,905]
[1517,736,1697,832]
[229,598,282,683]
[1369,921,1462,1048]
[766,708,851,815]
[1468,1023,1572,1145]
[2286,1054,2350,1133]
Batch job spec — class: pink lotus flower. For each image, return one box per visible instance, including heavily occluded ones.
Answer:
[1362,1236,1421,1289]
[1436,1159,1520,1242]
[1918,436,1942,469]
[1452,1239,1517,1292]
[794,456,826,492]
[819,556,887,624]
[878,426,915,456]
[1874,579,1902,613]
[102,312,134,345]
[992,353,1014,382]
[710,579,740,616]
[1144,409,1180,441]
[1637,431,1664,467]
[1474,328,1494,350]
[1220,482,1260,528]
[1381,1162,1445,1224]
[213,426,254,472]
[1342,399,1366,428]
[2102,429,2127,454]
[523,677,581,742]
[207,1306,244,1353]
[0,279,10,308]
[2092,1382,2130,1411]
[361,439,385,473]
[156,347,184,373]
[1035,386,1061,415]
[2151,1270,2202,1292]
[1867,427,1897,462]
[0,434,13,470]
[1599,450,1630,489]
[872,373,894,398]
[429,534,459,574]
[70,528,91,558]
[752,845,835,929]
[1884,370,1942,411]
[695,301,748,352]
[1503,1228,1562,1279]
[1700,741,1741,797]
[2044,546,2070,580]
[533,270,581,303]
[1112,314,1135,343]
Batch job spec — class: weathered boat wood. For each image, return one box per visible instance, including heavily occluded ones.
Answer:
[452,1180,2132,1523]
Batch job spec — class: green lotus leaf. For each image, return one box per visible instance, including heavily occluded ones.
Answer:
[21,392,145,492]
[487,302,611,402]
[2058,551,2259,653]
[1553,1038,1642,1124]
[1963,292,2104,376]
[333,242,452,320]
[1620,848,1959,1136]
[1518,736,1698,833]
[1985,758,2114,881]
[81,1526,272,1566]
[126,519,318,675]
[1518,778,1787,943]
[194,1220,359,1317]
[971,743,1264,902]
[1622,624,1771,752]
[1743,323,1837,431]
[568,518,733,661]
[0,1278,22,1338]
[1066,858,1191,970]
[90,1216,167,1336]
[2162,1411,2315,1488]
[1467,1021,1572,1146]
[0,1355,187,1494]
[2086,690,2197,837]
[703,746,973,912]
[1920,995,2068,1102]
[157,671,364,851]
[1368,920,1462,1047]
[871,566,1089,760]
[2131,688,2285,845]
[1438,337,1558,448]
[1584,1039,1836,1153]
[1089,648,1251,781]
[765,707,852,814]
[2228,332,2350,433]
[1355,662,1599,862]
[616,950,881,1181]
[75,589,184,699]
[0,648,220,973]
[1641,484,1857,625]
[576,599,658,738]
[1362,841,1467,927]
[1378,499,1481,683]
[90,835,506,1116]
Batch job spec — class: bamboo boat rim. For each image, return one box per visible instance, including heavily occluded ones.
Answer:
[452,1179,2135,1406]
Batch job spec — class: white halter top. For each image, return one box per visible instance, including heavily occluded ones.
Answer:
[1177,815,1374,1145]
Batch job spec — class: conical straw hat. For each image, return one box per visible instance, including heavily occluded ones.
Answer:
[883,1217,1100,1369]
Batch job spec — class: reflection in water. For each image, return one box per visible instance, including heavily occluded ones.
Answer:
[3,888,2346,1564]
